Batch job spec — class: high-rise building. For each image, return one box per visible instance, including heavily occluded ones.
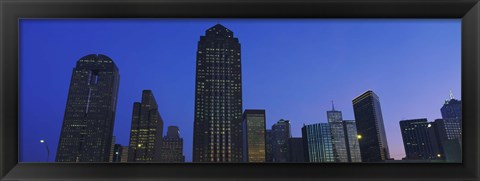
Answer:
[160,126,185,162]
[109,136,116,162]
[193,24,243,162]
[265,129,274,162]
[399,119,437,160]
[128,90,164,162]
[342,120,362,162]
[120,146,129,162]
[288,137,305,162]
[327,102,348,162]
[271,119,291,162]
[111,144,123,162]
[302,123,334,162]
[242,110,266,162]
[352,90,390,162]
[430,118,462,162]
[56,54,120,162]
[441,91,462,123]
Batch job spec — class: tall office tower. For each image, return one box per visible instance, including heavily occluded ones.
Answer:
[430,118,462,162]
[242,110,266,162]
[271,119,292,162]
[111,144,123,162]
[56,54,120,162]
[288,137,305,162]
[440,91,462,122]
[352,90,390,162]
[302,123,335,162]
[128,90,164,162]
[265,129,274,162]
[160,126,185,162]
[399,119,437,160]
[193,24,243,162]
[342,120,362,162]
[120,146,129,162]
[327,102,348,162]
[109,136,116,162]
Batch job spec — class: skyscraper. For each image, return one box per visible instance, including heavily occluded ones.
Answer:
[302,123,335,162]
[56,54,120,162]
[160,126,185,162]
[342,120,362,162]
[352,90,390,162]
[111,144,124,162]
[265,129,274,162]
[242,109,266,162]
[288,137,305,162]
[271,119,291,162]
[441,91,462,122]
[399,119,437,160]
[327,102,348,162]
[430,118,462,162]
[193,24,243,162]
[128,90,164,162]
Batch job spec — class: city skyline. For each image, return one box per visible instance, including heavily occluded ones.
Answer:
[20,19,461,162]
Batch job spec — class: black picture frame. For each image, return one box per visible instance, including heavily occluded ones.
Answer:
[1,0,479,180]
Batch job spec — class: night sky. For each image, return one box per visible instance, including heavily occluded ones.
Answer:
[19,19,461,162]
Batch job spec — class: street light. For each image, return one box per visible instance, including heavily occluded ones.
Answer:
[40,139,50,162]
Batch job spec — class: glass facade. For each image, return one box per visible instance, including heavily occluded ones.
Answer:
[327,105,348,162]
[302,123,334,162]
[342,120,362,162]
[128,90,164,162]
[352,90,390,162]
[242,110,266,162]
[193,24,243,162]
[288,137,305,162]
[56,54,120,162]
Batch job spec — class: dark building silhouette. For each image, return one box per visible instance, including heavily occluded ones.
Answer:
[302,123,334,162]
[342,120,362,162]
[128,90,164,162]
[120,146,129,162]
[288,137,305,162]
[352,90,390,162]
[193,24,243,162]
[399,119,437,160]
[441,91,462,123]
[430,118,462,162]
[327,102,348,162]
[56,54,120,162]
[111,144,123,162]
[160,126,185,162]
[243,110,266,162]
[265,129,274,162]
[271,119,291,162]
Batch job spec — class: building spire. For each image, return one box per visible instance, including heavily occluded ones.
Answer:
[449,90,455,100]
[331,100,335,111]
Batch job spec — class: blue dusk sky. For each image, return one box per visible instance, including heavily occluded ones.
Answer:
[19,19,461,162]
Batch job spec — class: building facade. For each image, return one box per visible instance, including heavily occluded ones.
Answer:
[399,119,437,160]
[327,103,348,162]
[441,92,462,123]
[193,24,243,162]
[342,120,362,162]
[111,144,123,162]
[160,126,185,162]
[271,119,292,162]
[302,123,335,162]
[128,90,164,162]
[56,54,120,162]
[243,110,266,162]
[288,137,305,162]
[352,90,390,162]
[265,129,274,162]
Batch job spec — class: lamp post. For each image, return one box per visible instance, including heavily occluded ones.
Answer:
[40,139,50,162]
